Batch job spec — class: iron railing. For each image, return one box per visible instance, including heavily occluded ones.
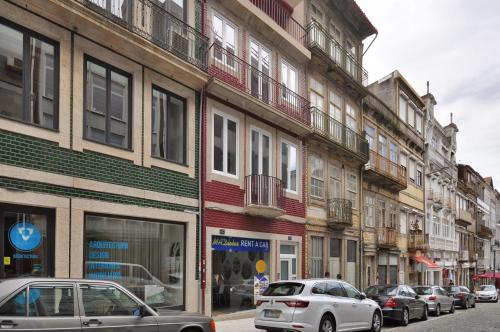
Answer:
[310,107,369,160]
[79,0,208,70]
[208,43,310,125]
[306,20,368,86]
[245,174,285,210]
[377,227,398,247]
[408,233,428,251]
[327,198,352,226]
[368,149,407,187]
[249,0,306,47]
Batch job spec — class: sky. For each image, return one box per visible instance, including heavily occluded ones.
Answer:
[356,0,500,186]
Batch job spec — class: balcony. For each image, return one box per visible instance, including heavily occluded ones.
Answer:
[364,150,407,191]
[377,227,398,248]
[427,190,443,210]
[217,0,310,62]
[459,250,469,262]
[307,21,368,91]
[207,43,310,135]
[78,0,208,72]
[478,224,494,239]
[327,198,353,228]
[456,208,473,226]
[429,236,458,252]
[244,174,285,218]
[310,107,369,163]
[408,233,428,252]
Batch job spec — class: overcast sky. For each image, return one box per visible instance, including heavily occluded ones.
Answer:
[356,0,500,186]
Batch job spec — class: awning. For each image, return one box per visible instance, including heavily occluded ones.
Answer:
[473,272,500,280]
[414,255,440,269]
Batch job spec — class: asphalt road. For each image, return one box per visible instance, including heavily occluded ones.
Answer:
[216,301,500,332]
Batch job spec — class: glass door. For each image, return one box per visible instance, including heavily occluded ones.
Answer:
[249,39,271,103]
[280,244,297,280]
[250,128,272,205]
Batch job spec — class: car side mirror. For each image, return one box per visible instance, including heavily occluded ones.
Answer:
[360,292,367,300]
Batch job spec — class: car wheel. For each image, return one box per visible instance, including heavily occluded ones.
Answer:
[450,302,455,313]
[421,305,428,321]
[434,304,440,317]
[370,311,382,332]
[319,314,335,332]
[400,308,409,326]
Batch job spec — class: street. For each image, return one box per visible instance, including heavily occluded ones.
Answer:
[216,302,500,332]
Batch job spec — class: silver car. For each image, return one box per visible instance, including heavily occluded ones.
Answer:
[412,285,455,316]
[255,279,383,332]
[0,278,215,332]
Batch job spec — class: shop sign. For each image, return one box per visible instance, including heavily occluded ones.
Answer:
[254,274,269,303]
[212,236,270,252]
[8,221,42,252]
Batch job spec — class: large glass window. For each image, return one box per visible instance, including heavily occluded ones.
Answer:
[84,215,185,309]
[151,86,186,164]
[80,284,140,317]
[28,284,74,317]
[213,111,238,176]
[84,57,132,149]
[281,141,298,193]
[0,21,58,129]
[0,204,55,278]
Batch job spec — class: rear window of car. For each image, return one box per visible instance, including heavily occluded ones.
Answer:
[365,286,398,296]
[413,287,433,295]
[262,282,305,296]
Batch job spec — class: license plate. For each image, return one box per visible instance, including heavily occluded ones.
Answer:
[264,310,281,318]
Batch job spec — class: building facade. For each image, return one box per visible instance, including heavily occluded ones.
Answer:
[423,93,459,286]
[0,0,208,311]
[304,0,376,289]
[200,0,310,317]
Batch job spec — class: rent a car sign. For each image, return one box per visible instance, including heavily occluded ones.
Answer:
[212,235,270,252]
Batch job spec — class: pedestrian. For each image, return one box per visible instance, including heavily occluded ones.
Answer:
[337,274,342,280]
[324,271,330,278]
[449,280,454,286]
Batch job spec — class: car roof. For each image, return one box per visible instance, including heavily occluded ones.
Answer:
[270,279,352,286]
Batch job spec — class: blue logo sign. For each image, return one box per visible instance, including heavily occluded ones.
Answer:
[9,222,42,252]
[212,236,270,252]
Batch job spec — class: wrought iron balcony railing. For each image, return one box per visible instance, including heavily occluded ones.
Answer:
[306,20,368,86]
[249,0,306,47]
[377,227,398,247]
[327,198,352,227]
[367,150,407,187]
[208,43,310,125]
[79,0,208,70]
[244,174,285,211]
[310,107,369,160]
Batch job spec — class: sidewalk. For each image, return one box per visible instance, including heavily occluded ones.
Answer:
[215,318,259,332]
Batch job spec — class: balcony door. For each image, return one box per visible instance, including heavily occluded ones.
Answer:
[250,128,272,205]
[345,40,357,78]
[310,4,325,49]
[249,39,271,103]
[328,165,342,200]
[329,91,343,143]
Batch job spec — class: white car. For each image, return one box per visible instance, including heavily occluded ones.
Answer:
[254,279,382,332]
[475,285,499,302]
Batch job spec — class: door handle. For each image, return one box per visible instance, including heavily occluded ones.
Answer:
[0,320,18,328]
[83,319,102,326]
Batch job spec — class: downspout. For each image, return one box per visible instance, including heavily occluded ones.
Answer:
[359,100,365,289]
[200,0,207,316]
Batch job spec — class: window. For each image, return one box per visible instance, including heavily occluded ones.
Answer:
[328,165,342,199]
[343,283,361,299]
[311,3,324,23]
[408,158,416,182]
[310,154,324,198]
[329,238,341,278]
[400,210,407,234]
[399,95,407,121]
[282,141,298,193]
[310,78,324,110]
[0,290,26,316]
[311,237,324,278]
[212,14,237,68]
[389,204,398,229]
[365,124,375,150]
[163,0,186,21]
[311,282,326,294]
[151,86,186,164]
[378,134,387,157]
[213,111,238,176]
[390,142,398,163]
[28,285,74,317]
[84,57,132,149]
[346,103,357,131]
[416,112,423,134]
[326,281,345,297]
[251,128,271,176]
[84,215,185,308]
[346,240,356,286]
[431,136,438,150]
[249,39,271,101]
[408,104,415,127]
[416,165,423,187]
[281,60,298,103]
[329,91,343,141]
[365,195,375,227]
[0,21,58,129]
[400,152,407,176]
[378,201,386,227]
[80,284,140,317]
[346,172,358,209]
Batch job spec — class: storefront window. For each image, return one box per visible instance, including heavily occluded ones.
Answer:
[0,205,54,278]
[84,215,185,309]
[211,235,270,315]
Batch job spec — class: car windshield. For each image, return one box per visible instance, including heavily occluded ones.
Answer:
[365,285,398,296]
[413,287,433,295]
[262,282,304,296]
[479,285,495,291]
[444,286,460,293]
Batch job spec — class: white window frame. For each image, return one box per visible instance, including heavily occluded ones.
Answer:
[249,37,272,98]
[212,109,239,178]
[212,12,238,69]
[281,60,298,96]
[346,171,358,209]
[281,139,299,194]
[249,125,273,176]
[408,158,416,182]
[365,195,375,227]
[310,154,324,199]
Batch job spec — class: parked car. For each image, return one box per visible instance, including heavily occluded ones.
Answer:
[475,285,499,302]
[444,285,476,309]
[412,286,454,316]
[0,278,215,332]
[365,284,427,326]
[254,279,383,332]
